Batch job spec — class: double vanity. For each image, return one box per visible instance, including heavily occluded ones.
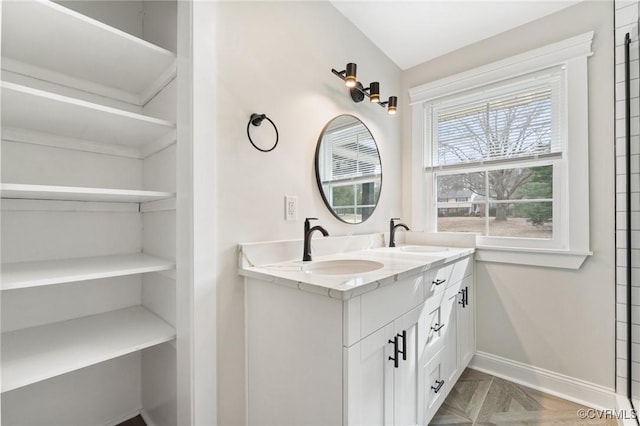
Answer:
[239,233,475,426]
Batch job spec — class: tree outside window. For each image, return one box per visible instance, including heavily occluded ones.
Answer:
[432,83,559,239]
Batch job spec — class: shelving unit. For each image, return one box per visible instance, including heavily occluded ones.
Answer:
[1,0,176,105]
[1,183,174,203]
[1,1,180,425]
[1,306,176,393]
[2,253,175,291]
[1,82,176,149]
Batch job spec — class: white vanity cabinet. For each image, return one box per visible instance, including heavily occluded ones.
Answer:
[244,252,474,426]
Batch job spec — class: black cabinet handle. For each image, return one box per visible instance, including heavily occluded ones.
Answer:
[431,379,445,393]
[431,323,444,332]
[433,278,446,286]
[458,286,469,308]
[388,336,399,368]
[397,330,407,361]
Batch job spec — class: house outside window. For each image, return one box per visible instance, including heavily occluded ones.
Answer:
[430,71,561,244]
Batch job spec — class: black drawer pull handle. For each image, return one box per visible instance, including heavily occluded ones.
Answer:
[431,323,444,332]
[433,278,446,286]
[431,379,445,393]
[397,330,407,361]
[458,286,469,308]
[388,336,399,368]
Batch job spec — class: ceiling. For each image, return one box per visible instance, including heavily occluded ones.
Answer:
[331,1,583,70]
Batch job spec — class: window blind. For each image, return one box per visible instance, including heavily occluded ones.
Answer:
[324,124,381,183]
[432,85,561,170]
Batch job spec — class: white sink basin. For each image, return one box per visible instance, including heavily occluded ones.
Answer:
[303,259,384,275]
[399,245,450,254]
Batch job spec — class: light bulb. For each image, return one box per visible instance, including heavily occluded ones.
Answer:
[345,63,357,88]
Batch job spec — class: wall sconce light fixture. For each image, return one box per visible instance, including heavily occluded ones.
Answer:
[331,63,398,115]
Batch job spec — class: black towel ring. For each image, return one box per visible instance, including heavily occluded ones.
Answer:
[246,113,279,152]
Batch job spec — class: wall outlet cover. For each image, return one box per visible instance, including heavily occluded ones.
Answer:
[285,196,297,221]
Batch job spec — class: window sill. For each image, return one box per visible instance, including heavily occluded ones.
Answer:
[475,245,592,269]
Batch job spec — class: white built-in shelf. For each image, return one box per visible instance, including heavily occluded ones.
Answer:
[1,253,175,291]
[1,0,176,105]
[1,306,175,392]
[1,183,174,203]
[1,82,176,148]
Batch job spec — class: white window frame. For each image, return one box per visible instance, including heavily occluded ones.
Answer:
[408,32,594,269]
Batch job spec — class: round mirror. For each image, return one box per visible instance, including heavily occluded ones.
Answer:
[315,115,382,224]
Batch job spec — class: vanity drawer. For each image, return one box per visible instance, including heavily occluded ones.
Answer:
[422,347,447,423]
[420,285,459,363]
[428,256,472,291]
[358,274,423,341]
[424,271,447,300]
[419,295,446,358]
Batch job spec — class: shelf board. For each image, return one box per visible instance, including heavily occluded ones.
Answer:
[1,183,174,203]
[1,306,175,392]
[1,82,176,148]
[1,253,175,291]
[1,0,176,105]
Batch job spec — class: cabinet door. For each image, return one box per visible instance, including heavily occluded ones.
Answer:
[457,276,475,368]
[393,305,422,426]
[442,283,461,385]
[345,323,395,426]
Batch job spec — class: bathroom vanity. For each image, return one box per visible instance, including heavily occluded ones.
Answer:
[239,235,475,426]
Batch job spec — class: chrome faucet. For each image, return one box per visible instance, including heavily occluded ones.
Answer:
[389,218,409,247]
[303,218,329,261]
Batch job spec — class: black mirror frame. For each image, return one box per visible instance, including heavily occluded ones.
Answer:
[314,114,383,224]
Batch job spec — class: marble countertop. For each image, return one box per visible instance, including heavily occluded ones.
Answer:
[238,245,475,300]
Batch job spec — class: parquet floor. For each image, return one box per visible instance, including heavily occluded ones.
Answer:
[117,370,619,426]
[430,369,619,425]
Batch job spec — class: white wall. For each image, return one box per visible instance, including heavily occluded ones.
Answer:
[403,0,615,391]
[2,353,142,426]
[215,2,402,423]
[55,0,176,52]
[176,1,218,424]
[56,1,144,39]
[142,1,177,53]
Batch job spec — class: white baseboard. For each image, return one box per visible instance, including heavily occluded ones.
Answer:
[470,351,617,411]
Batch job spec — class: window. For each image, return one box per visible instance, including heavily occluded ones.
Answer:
[429,71,562,247]
[408,32,593,268]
